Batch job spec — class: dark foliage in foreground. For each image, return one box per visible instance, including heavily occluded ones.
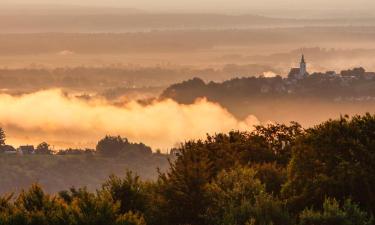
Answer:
[1,114,375,225]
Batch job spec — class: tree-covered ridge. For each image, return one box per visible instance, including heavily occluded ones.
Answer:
[1,114,375,225]
[161,68,375,104]
[0,133,168,194]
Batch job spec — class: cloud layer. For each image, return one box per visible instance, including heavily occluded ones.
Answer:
[0,90,258,151]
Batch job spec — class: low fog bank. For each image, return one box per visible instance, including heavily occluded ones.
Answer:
[0,89,259,151]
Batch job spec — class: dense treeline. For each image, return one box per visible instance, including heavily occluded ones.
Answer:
[1,114,375,225]
[0,135,168,194]
[160,72,375,126]
[161,69,375,104]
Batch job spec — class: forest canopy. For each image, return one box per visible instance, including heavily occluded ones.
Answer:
[0,114,375,225]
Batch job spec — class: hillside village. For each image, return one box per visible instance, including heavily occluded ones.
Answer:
[287,55,375,81]
[0,131,156,156]
[161,55,375,103]
[0,142,92,156]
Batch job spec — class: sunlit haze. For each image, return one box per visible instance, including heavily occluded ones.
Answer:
[1,0,375,14]
[1,0,375,202]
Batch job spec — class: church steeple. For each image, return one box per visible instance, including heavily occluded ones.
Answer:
[287,54,308,80]
[299,54,307,78]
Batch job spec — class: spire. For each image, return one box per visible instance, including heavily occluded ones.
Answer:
[301,54,305,64]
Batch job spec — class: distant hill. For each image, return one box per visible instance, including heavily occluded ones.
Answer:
[0,5,371,33]
[160,73,375,126]
[0,4,144,15]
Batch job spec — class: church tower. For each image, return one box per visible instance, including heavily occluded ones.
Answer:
[287,54,309,80]
[299,54,307,78]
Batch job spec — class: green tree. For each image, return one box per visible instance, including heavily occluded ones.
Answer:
[253,163,287,197]
[283,114,375,213]
[160,141,214,225]
[102,171,147,214]
[116,211,146,225]
[69,188,119,225]
[204,167,290,225]
[13,184,70,225]
[252,122,304,165]
[299,198,374,225]
[0,194,14,225]
[203,131,275,173]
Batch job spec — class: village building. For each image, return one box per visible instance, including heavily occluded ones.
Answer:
[18,145,35,155]
[288,55,309,80]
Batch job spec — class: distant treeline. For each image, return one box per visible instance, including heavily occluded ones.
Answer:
[0,13,300,33]
[1,114,375,225]
[161,67,375,103]
[1,28,375,54]
[0,64,274,91]
[0,134,169,194]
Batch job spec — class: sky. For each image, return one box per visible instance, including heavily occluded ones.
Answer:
[1,0,374,14]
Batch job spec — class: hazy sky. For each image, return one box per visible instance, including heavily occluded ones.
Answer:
[1,0,375,13]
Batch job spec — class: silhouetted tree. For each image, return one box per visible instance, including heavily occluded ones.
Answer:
[97,136,129,156]
[160,141,215,225]
[252,122,304,165]
[0,128,5,146]
[102,171,147,214]
[35,142,52,154]
[96,136,152,156]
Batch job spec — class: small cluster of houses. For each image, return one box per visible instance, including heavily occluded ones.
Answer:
[0,145,37,155]
[256,55,375,95]
[288,55,375,81]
